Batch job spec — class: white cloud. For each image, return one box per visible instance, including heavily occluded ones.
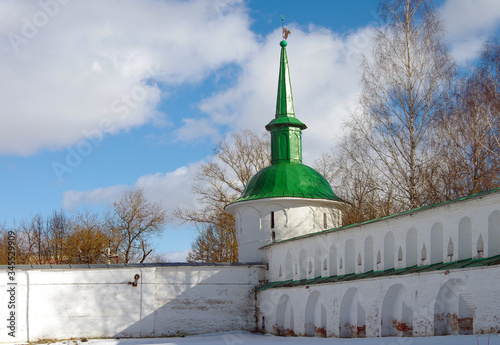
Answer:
[62,161,204,212]
[135,164,204,210]
[0,0,255,155]
[440,0,500,62]
[173,118,221,143]
[163,249,190,262]
[62,184,129,211]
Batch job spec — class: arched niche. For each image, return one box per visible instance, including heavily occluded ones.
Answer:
[285,251,293,280]
[406,228,418,267]
[339,287,365,338]
[299,249,307,280]
[313,246,323,278]
[364,236,373,272]
[240,206,261,238]
[329,244,337,276]
[488,210,500,257]
[287,203,314,237]
[381,284,413,337]
[276,294,294,336]
[304,291,326,337]
[434,278,474,335]
[384,232,395,270]
[431,223,443,264]
[345,239,355,274]
[458,217,472,260]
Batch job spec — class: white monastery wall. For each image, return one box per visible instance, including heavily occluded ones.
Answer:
[256,190,500,338]
[0,264,264,343]
[264,191,500,282]
[257,265,500,337]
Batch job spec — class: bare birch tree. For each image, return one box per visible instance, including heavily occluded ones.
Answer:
[437,76,500,198]
[435,36,500,199]
[476,36,500,158]
[348,0,454,210]
[314,134,398,225]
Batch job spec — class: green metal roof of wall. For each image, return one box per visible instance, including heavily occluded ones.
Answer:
[258,254,500,291]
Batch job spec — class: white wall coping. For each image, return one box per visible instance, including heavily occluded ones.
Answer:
[1,262,267,270]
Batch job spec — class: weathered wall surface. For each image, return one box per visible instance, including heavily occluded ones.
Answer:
[0,264,264,343]
[258,265,500,338]
[257,190,500,338]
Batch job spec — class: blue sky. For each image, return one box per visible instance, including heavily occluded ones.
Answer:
[1,0,500,261]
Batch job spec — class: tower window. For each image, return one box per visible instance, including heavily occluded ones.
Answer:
[272,231,276,242]
[323,213,328,229]
[271,211,275,229]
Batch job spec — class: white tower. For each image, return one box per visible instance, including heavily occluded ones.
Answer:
[225,39,347,263]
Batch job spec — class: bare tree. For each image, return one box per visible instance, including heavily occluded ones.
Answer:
[433,36,500,199]
[109,188,168,263]
[177,129,270,263]
[65,210,110,264]
[0,221,30,265]
[349,0,454,210]
[17,214,49,264]
[194,129,270,206]
[437,75,500,199]
[186,211,236,263]
[45,210,68,264]
[0,224,14,265]
[476,36,500,158]
[145,252,171,263]
[314,134,398,225]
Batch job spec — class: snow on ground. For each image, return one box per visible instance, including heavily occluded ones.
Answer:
[39,331,498,345]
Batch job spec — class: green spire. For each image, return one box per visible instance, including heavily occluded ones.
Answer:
[275,40,295,116]
[228,38,345,205]
[265,40,307,165]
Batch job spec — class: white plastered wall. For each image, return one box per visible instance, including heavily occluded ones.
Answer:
[228,198,344,263]
[258,190,500,338]
[0,264,264,343]
[265,191,500,283]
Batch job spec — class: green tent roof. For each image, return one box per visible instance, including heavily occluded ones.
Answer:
[236,162,343,202]
[230,39,344,205]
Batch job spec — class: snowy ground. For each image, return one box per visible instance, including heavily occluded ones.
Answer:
[38,331,498,345]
